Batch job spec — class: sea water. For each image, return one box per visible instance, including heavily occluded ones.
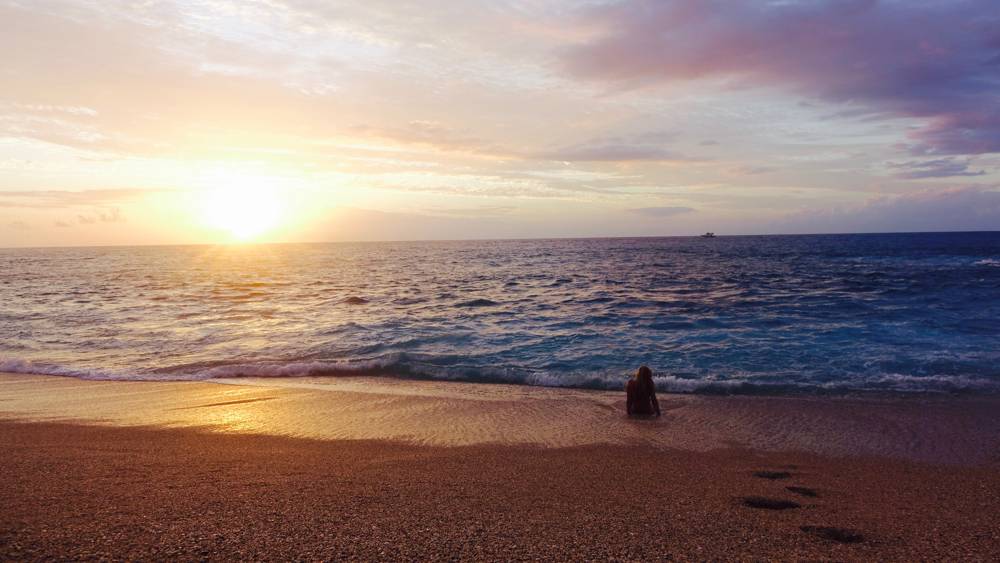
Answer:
[2,232,999,393]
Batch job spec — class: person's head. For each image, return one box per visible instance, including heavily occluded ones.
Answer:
[635,365,653,383]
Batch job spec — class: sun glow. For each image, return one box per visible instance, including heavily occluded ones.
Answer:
[198,171,287,241]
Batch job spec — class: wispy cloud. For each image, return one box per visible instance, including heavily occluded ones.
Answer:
[423,205,517,217]
[888,158,986,180]
[780,186,1000,233]
[354,124,693,164]
[0,189,158,208]
[533,142,687,163]
[351,121,506,158]
[729,165,778,176]
[77,207,125,225]
[627,206,695,217]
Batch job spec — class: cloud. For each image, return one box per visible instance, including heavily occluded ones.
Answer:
[0,2,340,157]
[77,208,125,225]
[352,121,505,157]
[730,165,777,176]
[780,186,1000,233]
[0,189,156,208]
[0,100,116,154]
[0,1,581,165]
[563,0,1000,156]
[355,123,691,164]
[310,207,514,241]
[424,205,517,217]
[308,205,700,241]
[627,206,695,217]
[534,142,686,163]
[888,158,987,179]
[530,131,692,163]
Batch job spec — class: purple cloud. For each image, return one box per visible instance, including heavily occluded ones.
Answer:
[564,0,1000,155]
[889,158,986,179]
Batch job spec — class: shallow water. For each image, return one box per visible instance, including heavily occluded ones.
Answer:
[2,233,999,393]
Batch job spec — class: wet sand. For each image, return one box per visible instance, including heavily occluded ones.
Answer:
[1,373,999,560]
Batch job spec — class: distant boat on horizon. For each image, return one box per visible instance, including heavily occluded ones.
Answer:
[700,232,717,238]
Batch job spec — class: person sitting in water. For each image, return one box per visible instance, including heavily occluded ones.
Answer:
[626,365,661,417]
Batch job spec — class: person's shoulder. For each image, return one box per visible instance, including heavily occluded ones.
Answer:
[625,379,636,391]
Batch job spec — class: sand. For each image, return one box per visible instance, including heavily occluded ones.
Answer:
[1,373,999,560]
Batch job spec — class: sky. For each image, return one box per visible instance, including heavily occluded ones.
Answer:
[1,0,999,247]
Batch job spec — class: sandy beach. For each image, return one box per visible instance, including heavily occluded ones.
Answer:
[2,373,999,560]
[7,0,1000,559]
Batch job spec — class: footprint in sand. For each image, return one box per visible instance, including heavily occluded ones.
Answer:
[747,469,865,544]
[742,471,800,510]
[800,526,865,544]
[741,496,801,510]
[753,470,792,480]
[786,485,819,498]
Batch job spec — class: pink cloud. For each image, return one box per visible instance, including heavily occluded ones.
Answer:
[563,0,1000,155]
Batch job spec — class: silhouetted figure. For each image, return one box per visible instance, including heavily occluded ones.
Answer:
[626,365,660,417]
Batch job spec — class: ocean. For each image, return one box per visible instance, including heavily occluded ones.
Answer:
[2,232,999,394]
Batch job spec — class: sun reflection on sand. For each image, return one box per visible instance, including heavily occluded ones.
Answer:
[193,407,261,433]
[3,373,1000,464]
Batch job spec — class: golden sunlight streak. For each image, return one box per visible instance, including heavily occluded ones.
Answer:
[197,170,287,241]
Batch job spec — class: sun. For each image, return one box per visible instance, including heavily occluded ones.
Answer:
[198,171,287,241]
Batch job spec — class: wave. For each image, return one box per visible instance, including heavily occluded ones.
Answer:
[3,355,998,395]
[5,234,999,398]
[0,358,149,381]
[454,298,499,308]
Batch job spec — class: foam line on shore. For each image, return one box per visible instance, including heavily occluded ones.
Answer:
[3,357,998,395]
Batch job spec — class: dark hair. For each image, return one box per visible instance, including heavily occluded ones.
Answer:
[634,365,655,394]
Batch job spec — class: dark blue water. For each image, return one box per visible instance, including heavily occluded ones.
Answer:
[2,232,999,393]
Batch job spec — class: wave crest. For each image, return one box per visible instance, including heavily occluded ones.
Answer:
[3,355,998,395]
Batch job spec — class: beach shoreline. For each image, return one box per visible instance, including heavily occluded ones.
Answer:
[2,372,999,559]
[2,372,999,464]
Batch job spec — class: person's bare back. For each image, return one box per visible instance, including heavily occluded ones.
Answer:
[626,366,661,417]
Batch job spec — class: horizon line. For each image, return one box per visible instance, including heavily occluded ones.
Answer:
[2,229,998,251]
